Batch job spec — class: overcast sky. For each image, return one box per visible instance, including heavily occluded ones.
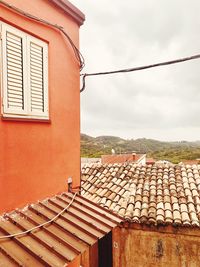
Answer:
[70,0,200,141]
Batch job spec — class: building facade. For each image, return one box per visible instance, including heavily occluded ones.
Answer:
[0,0,84,213]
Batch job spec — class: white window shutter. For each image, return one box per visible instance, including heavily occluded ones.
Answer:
[1,25,27,115]
[1,22,48,119]
[28,37,48,118]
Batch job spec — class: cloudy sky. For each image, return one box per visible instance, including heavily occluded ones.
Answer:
[70,0,200,141]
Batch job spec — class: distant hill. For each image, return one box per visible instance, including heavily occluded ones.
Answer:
[81,133,200,163]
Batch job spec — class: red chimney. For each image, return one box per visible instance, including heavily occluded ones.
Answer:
[132,153,136,161]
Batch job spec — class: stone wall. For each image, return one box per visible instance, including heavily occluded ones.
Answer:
[113,225,200,267]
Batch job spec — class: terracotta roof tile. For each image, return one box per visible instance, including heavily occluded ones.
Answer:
[81,163,200,227]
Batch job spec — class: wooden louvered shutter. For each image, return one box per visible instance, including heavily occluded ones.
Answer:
[1,25,27,115]
[1,23,48,118]
[28,37,48,117]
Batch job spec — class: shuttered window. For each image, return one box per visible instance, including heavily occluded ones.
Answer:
[1,22,48,119]
[6,32,24,111]
[30,43,44,113]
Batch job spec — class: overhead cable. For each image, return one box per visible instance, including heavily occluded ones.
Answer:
[0,192,78,239]
[0,0,85,70]
[80,54,200,92]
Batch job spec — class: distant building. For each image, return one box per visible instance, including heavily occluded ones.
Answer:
[156,160,172,165]
[101,153,146,164]
[181,159,200,165]
[81,157,101,166]
[146,158,156,165]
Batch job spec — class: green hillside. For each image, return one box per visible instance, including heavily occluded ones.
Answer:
[81,134,200,163]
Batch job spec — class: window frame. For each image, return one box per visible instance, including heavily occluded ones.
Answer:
[0,22,49,120]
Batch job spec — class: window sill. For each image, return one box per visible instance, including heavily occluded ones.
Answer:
[1,115,51,123]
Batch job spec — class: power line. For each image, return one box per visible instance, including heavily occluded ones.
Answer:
[0,0,85,70]
[80,54,200,92]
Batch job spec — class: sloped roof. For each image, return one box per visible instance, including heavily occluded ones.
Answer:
[101,154,146,164]
[81,163,200,227]
[0,192,121,266]
[182,160,200,165]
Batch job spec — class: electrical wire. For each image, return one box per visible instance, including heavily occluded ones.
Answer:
[80,54,200,92]
[0,0,85,70]
[0,192,78,240]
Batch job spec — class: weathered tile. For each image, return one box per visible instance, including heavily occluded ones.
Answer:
[81,163,200,228]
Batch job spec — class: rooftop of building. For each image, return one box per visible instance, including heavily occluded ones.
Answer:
[0,192,121,266]
[81,163,200,228]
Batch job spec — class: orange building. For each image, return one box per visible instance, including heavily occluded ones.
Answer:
[0,2,122,266]
[0,0,84,213]
[101,153,146,164]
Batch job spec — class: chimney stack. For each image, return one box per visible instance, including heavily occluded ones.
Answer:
[132,152,136,161]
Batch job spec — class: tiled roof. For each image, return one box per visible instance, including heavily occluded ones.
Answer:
[81,163,200,227]
[182,160,200,165]
[146,158,156,164]
[101,153,145,164]
[0,192,121,266]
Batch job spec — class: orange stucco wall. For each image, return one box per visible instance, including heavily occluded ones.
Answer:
[0,0,82,213]
[113,226,200,267]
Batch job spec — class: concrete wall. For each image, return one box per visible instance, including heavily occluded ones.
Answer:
[113,225,200,267]
[0,0,82,213]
